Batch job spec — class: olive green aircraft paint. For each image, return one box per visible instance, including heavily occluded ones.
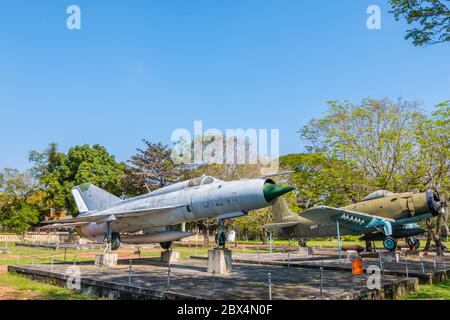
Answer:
[266,190,441,247]
[79,183,91,192]
[341,192,433,219]
[263,184,295,202]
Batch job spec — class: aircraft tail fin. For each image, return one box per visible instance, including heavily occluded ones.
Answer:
[272,197,299,223]
[71,183,121,213]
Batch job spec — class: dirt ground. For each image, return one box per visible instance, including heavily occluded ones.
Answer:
[0,265,41,300]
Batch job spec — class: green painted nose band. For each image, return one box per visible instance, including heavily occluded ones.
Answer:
[263,183,295,202]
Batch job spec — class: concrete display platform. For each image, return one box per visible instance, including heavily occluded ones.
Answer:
[8,256,417,300]
[224,252,450,285]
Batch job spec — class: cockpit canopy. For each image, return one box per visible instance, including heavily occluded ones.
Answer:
[188,175,220,187]
[362,190,394,201]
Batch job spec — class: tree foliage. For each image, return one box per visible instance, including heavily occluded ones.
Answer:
[300,98,428,192]
[280,153,368,209]
[123,140,191,196]
[389,0,450,46]
[0,169,39,233]
[299,98,449,250]
[29,143,125,216]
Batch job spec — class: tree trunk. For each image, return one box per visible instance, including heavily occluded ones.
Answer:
[262,229,268,245]
[203,228,209,246]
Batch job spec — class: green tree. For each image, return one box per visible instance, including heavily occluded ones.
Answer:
[0,168,39,233]
[414,101,450,250]
[389,0,450,46]
[280,153,368,210]
[30,143,125,215]
[300,98,425,192]
[299,98,449,252]
[123,140,191,196]
[29,143,70,217]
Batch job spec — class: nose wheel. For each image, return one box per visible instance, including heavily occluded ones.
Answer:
[407,237,420,251]
[383,236,397,252]
[160,241,173,250]
[215,219,227,249]
[298,239,308,247]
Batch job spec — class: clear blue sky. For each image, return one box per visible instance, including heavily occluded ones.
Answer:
[1,1,449,170]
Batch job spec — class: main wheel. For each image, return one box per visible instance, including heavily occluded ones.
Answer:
[160,241,173,250]
[215,231,226,247]
[383,237,397,252]
[365,240,374,252]
[407,238,420,251]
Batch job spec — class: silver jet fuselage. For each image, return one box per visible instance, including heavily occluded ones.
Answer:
[74,176,294,244]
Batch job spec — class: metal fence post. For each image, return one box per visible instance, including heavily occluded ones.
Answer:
[212,270,216,297]
[64,248,67,264]
[269,229,273,254]
[268,273,272,300]
[421,259,425,274]
[378,254,384,275]
[51,255,54,272]
[405,260,409,279]
[319,267,324,297]
[167,264,171,290]
[74,255,77,266]
[128,260,132,284]
[287,253,290,268]
[433,259,437,271]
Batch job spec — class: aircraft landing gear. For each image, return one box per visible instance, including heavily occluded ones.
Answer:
[160,241,173,250]
[215,219,227,249]
[111,232,121,250]
[365,240,375,252]
[298,239,307,247]
[407,237,420,251]
[383,236,397,252]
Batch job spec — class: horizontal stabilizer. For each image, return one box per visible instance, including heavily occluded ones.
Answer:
[262,221,299,229]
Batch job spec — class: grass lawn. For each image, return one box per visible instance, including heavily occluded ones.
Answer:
[0,272,99,300]
[398,280,450,300]
[1,241,449,300]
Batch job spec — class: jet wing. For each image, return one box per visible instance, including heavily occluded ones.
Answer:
[39,222,90,229]
[41,205,184,225]
[300,206,395,231]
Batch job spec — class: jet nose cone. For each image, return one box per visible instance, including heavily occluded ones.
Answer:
[263,183,295,202]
